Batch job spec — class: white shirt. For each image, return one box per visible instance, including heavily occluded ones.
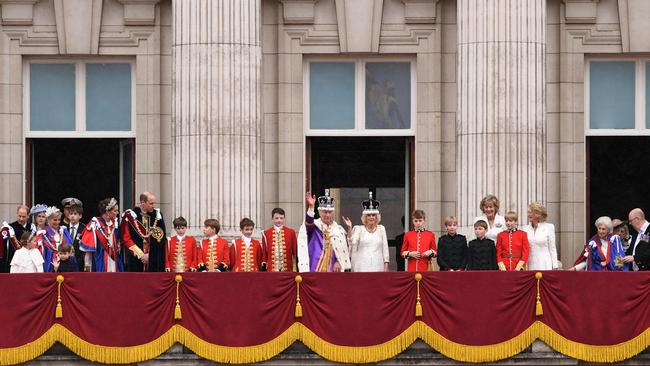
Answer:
[523,222,558,270]
[243,236,252,248]
[633,221,649,256]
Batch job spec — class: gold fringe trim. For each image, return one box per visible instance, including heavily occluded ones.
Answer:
[2,322,650,365]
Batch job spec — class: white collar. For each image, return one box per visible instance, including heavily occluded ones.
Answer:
[208,234,217,241]
[176,235,185,241]
[242,236,252,245]
[641,221,650,234]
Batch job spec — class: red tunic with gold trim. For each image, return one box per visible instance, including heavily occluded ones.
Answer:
[261,226,297,272]
[197,236,230,272]
[230,237,264,272]
[165,235,197,272]
[496,230,530,271]
[400,230,437,272]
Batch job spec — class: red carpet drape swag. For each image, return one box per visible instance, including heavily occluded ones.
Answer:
[0,272,649,365]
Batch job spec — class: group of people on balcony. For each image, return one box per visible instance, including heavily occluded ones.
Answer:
[1,190,648,274]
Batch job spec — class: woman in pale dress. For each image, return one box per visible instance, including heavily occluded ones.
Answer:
[474,195,506,242]
[342,192,390,272]
[523,202,558,270]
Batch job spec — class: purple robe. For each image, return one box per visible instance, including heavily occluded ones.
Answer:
[305,213,338,272]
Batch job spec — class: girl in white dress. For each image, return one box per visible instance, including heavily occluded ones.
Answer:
[10,232,44,273]
[522,202,558,270]
[342,192,390,272]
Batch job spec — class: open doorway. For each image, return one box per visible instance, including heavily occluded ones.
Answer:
[587,136,650,238]
[307,136,414,270]
[27,138,135,218]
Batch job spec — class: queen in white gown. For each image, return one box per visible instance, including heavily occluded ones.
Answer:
[342,192,390,272]
[522,202,559,270]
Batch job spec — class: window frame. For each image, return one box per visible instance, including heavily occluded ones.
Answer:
[23,58,136,138]
[304,56,416,136]
[585,57,650,136]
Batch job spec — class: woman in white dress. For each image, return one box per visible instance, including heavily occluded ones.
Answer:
[342,192,390,272]
[474,195,506,242]
[523,202,558,270]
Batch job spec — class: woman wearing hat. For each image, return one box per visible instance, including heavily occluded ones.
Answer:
[29,204,47,235]
[342,192,390,272]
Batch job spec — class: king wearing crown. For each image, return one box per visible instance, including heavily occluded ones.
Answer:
[297,190,351,272]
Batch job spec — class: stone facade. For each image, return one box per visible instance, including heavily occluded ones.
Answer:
[0,0,646,265]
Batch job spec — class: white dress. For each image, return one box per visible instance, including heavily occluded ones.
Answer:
[523,222,558,270]
[350,225,389,272]
[10,247,44,273]
[474,213,506,242]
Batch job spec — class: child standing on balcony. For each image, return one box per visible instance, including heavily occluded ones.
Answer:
[400,210,437,272]
[165,217,198,273]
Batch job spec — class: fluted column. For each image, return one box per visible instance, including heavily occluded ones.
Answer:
[457,0,546,229]
[172,0,262,236]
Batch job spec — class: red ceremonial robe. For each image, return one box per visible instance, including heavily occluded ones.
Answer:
[165,235,197,272]
[197,236,230,272]
[400,230,437,272]
[261,226,297,272]
[230,238,264,272]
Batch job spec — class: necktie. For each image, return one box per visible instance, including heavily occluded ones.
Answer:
[70,226,76,241]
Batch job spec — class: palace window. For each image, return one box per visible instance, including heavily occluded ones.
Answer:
[25,60,134,137]
[305,58,415,135]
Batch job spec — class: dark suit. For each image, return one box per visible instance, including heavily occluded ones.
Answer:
[1,221,29,273]
[66,222,86,272]
[628,223,650,271]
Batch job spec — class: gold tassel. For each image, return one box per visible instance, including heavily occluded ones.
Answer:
[535,272,543,316]
[295,275,303,318]
[174,275,183,320]
[55,275,64,319]
[414,273,423,317]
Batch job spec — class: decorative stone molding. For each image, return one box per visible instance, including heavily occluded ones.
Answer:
[566,24,621,46]
[561,0,600,24]
[335,0,383,53]
[53,0,103,54]
[379,24,435,45]
[116,0,160,26]
[617,0,650,52]
[1,27,57,46]
[0,0,39,25]
[285,27,339,46]
[99,29,156,47]
[280,0,317,24]
[401,0,439,24]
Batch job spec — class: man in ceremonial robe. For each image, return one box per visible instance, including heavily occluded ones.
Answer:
[261,208,297,272]
[1,205,29,273]
[297,190,351,272]
[121,192,167,272]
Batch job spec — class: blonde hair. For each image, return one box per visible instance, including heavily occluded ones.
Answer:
[444,215,458,226]
[480,195,500,213]
[361,213,382,226]
[504,211,518,222]
[528,202,548,222]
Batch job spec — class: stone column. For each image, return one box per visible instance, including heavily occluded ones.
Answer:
[172,0,262,236]
[457,0,546,230]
